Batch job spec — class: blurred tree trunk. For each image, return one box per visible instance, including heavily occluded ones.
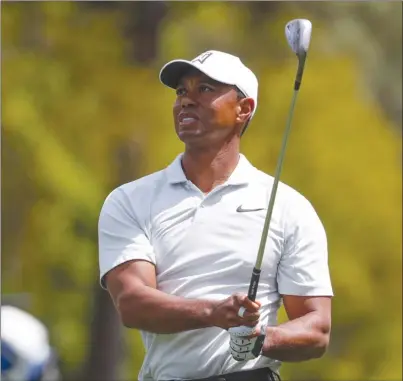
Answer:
[243,1,281,24]
[80,286,123,381]
[80,141,143,381]
[123,2,168,64]
[83,1,168,64]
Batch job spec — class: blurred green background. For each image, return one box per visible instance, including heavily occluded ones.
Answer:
[2,2,402,380]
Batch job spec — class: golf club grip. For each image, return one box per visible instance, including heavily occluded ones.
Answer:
[247,268,261,301]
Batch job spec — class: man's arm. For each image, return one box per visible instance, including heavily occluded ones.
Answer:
[262,295,331,361]
[261,191,333,361]
[229,193,333,362]
[106,260,261,334]
[100,187,260,334]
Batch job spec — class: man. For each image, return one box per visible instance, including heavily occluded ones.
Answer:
[1,305,62,381]
[98,50,333,381]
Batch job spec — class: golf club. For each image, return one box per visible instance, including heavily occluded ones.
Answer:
[247,19,312,302]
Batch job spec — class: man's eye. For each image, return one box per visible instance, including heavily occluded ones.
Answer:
[176,88,186,96]
[200,85,213,93]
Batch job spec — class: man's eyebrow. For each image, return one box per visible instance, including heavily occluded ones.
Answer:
[199,78,222,86]
[177,77,221,87]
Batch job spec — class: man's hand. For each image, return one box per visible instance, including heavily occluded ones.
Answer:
[210,293,261,330]
[228,324,266,361]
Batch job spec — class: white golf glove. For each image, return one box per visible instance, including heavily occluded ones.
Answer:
[228,324,266,361]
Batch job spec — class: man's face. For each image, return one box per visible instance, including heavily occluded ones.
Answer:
[172,70,252,148]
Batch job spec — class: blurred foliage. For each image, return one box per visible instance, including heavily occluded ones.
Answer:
[2,2,401,381]
[294,1,403,132]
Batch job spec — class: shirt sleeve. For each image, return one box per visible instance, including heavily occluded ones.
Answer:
[277,193,333,297]
[98,187,156,289]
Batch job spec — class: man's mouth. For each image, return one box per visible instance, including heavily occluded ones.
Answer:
[178,113,199,126]
[180,117,198,125]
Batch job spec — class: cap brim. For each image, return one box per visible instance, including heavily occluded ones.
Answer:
[159,59,236,89]
[159,60,200,89]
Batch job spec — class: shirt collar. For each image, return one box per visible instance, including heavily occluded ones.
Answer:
[165,153,187,184]
[165,153,256,186]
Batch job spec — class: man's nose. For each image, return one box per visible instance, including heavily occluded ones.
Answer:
[181,94,197,108]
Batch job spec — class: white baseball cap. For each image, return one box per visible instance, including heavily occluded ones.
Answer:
[159,50,258,120]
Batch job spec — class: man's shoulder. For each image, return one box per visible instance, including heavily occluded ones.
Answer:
[255,169,322,232]
[254,168,309,205]
[119,169,166,196]
[101,169,166,209]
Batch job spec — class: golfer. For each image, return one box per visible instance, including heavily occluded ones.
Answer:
[98,50,333,381]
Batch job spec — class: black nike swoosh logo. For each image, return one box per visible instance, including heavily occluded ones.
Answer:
[236,206,265,213]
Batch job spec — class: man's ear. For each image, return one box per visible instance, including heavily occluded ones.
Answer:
[236,97,254,124]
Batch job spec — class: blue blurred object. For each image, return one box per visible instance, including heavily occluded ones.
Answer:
[1,306,61,381]
[2,340,17,373]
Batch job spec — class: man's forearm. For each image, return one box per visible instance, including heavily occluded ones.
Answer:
[117,285,216,334]
[262,312,330,362]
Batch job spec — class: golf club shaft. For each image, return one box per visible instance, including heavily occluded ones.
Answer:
[247,61,305,301]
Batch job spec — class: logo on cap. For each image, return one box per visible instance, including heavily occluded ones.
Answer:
[192,52,213,64]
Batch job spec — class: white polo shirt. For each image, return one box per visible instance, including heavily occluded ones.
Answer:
[98,154,333,381]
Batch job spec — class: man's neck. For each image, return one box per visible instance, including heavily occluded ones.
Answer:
[181,141,240,194]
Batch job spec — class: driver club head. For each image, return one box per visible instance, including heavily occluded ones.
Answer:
[285,19,312,57]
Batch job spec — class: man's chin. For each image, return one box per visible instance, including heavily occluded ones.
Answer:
[177,129,205,142]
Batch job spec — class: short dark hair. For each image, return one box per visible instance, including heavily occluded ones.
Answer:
[235,87,246,100]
